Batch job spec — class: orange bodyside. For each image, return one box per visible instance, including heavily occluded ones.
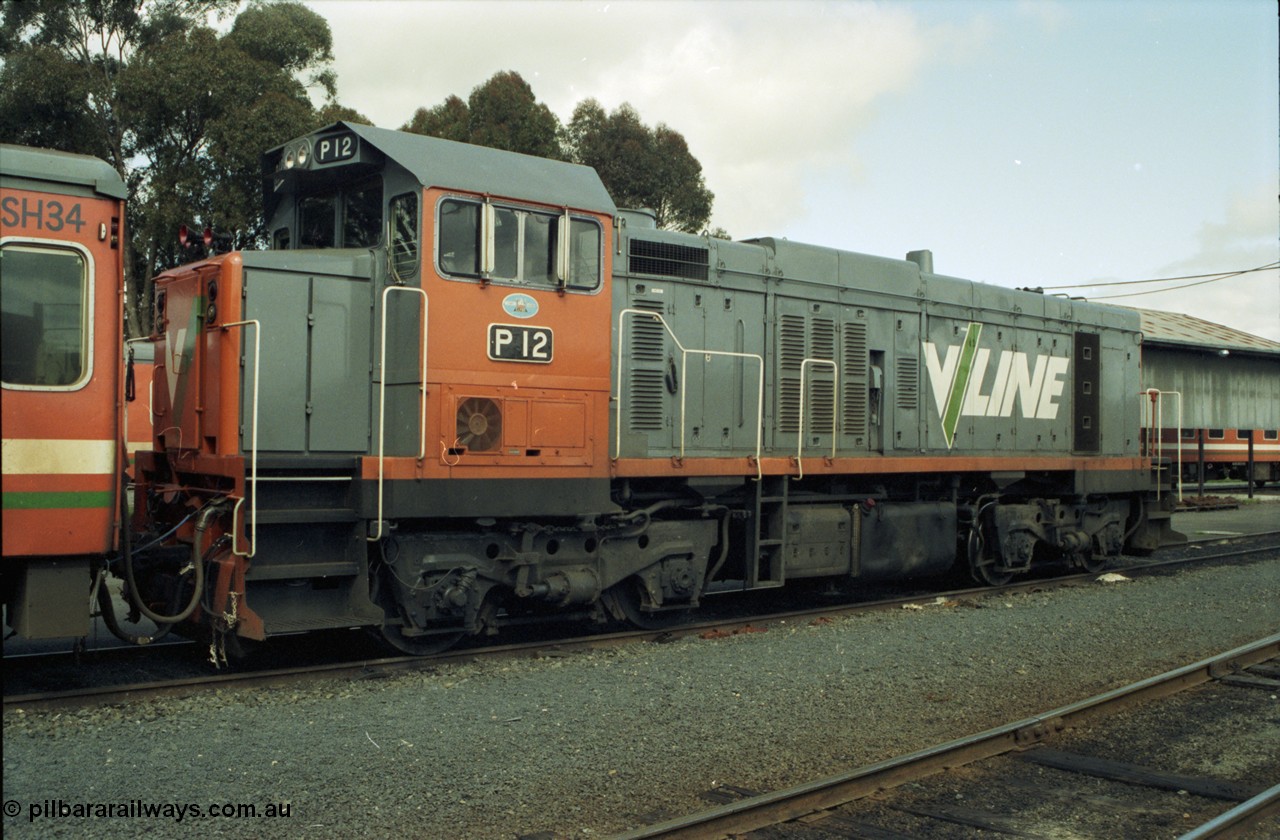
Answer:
[1,184,125,558]
[361,188,615,482]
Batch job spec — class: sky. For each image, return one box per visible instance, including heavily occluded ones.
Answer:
[296,0,1278,340]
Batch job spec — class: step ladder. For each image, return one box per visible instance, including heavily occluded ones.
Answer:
[746,475,788,589]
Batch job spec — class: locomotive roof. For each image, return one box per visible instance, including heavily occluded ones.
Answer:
[0,144,127,199]
[267,122,616,215]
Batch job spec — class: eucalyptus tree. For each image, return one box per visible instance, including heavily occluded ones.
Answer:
[0,0,348,335]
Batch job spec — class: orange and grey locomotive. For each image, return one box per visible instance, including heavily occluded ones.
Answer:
[7,125,1183,654]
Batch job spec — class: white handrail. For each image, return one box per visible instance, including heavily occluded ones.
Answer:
[614,308,765,479]
[222,319,260,558]
[370,286,429,542]
[1140,388,1182,504]
[796,358,839,479]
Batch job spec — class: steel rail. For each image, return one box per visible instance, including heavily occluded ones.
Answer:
[1177,782,1280,840]
[610,633,1280,839]
[6,536,1278,710]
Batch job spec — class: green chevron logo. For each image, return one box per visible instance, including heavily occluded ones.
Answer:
[937,323,982,448]
[924,322,1072,450]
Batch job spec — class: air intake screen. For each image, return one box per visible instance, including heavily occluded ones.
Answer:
[629,239,709,281]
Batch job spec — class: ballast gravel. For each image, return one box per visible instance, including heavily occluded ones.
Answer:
[4,553,1278,840]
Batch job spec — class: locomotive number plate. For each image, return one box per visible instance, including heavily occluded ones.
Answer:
[488,324,553,364]
[315,132,357,164]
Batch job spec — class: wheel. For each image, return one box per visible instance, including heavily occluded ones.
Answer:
[1076,552,1106,574]
[967,526,1012,586]
[379,623,465,656]
[602,577,693,631]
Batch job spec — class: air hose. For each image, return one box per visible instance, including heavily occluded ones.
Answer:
[122,503,221,624]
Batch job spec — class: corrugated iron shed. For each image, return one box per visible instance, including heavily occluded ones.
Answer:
[1130,307,1280,428]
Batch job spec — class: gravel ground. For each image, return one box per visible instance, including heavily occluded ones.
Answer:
[4,552,1278,840]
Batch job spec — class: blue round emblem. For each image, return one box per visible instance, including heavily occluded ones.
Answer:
[502,293,539,319]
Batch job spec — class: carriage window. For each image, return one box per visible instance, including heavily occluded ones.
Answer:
[1208,429,1225,440]
[1,244,89,388]
[272,227,291,250]
[1265,430,1279,441]
[389,193,419,280]
[437,197,601,290]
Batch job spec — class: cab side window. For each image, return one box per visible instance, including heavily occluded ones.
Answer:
[436,197,601,291]
[389,193,419,280]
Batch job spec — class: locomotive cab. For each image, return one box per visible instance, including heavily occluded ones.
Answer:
[136,123,647,656]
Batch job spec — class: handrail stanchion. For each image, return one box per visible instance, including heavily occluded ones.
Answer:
[222,319,260,557]
[614,308,765,480]
[796,359,839,480]
[1141,388,1183,505]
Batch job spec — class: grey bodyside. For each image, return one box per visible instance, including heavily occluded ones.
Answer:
[611,218,1143,462]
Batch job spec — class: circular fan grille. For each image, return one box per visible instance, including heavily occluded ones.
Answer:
[455,397,502,452]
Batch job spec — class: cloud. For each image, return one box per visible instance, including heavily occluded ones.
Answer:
[583,4,933,235]
[1100,183,1280,341]
[320,1,945,236]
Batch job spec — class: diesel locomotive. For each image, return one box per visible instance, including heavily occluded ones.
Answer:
[4,125,1183,655]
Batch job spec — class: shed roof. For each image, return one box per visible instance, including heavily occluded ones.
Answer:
[1127,307,1280,356]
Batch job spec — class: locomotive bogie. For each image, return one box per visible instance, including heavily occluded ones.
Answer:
[376,515,720,639]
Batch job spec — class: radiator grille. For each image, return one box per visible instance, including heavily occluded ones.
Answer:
[842,322,868,438]
[628,298,667,431]
[629,239,709,281]
[896,356,919,410]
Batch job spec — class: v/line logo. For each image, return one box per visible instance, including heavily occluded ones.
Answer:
[923,323,1071,449]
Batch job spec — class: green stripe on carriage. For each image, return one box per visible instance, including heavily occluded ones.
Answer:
[2,490,113,510]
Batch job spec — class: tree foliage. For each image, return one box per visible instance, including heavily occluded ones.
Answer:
[1,3,721,339]
[402,71,563,160]
[567,99,713,233]
[404,73,714,233]
[0,0,352,335]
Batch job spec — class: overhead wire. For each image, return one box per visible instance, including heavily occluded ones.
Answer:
[1034,261,1278,297]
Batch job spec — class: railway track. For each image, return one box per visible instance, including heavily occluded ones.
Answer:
[5,533,1278,712]
[611,633,1280,839]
